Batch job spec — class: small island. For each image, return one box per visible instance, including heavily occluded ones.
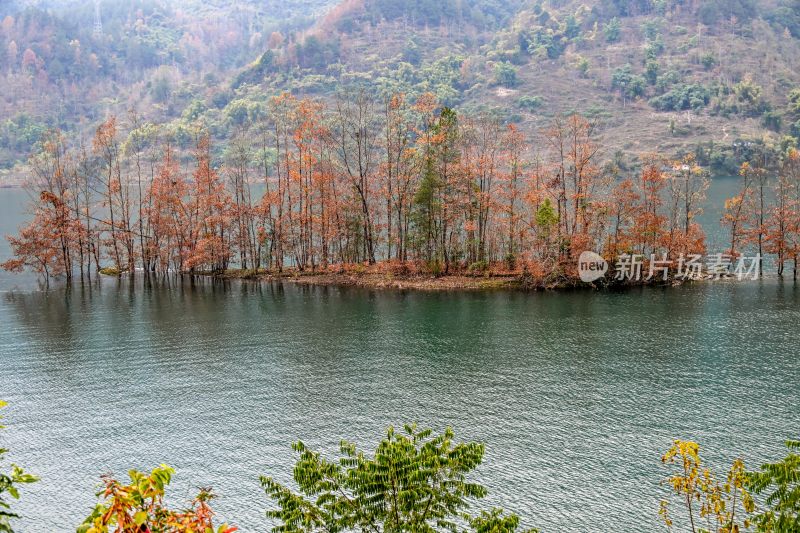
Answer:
[3,101,796,288]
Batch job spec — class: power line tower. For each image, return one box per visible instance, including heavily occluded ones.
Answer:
[93,0,103,37]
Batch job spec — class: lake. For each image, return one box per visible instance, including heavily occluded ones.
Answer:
[0,183,798,532]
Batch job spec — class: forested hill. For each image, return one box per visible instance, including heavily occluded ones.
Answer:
[0,0,336,183]
[3,0,800,183]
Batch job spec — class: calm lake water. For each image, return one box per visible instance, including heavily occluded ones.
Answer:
[0,183,798,532]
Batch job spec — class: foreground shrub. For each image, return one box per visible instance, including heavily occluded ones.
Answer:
[660,439,800,533]
[77,465,236,533]
[747,440,800,532]
[660,440,753,532]
[261,424,537,532]
[0,401,38,533]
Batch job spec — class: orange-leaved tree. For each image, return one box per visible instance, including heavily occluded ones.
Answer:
[77,465,236,533]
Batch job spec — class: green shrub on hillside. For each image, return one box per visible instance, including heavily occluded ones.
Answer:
[0,115,48,155]
[231,50,276,89]
[181,99,207,123]
[520,27,568,59]
[645,59,659,85]
[649,84,711,111]
[603,17,621,42]
[655,69,682,94]
[762,110,782,132]
[640,19,661,40]
[612,65,647,99]
[517,95,543,111]
[644,36,665,59]
[494,62,519,88]
[701,52,717,70]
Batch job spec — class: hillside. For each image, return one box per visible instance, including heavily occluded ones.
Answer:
[0,0,336,182]
[3,0,800,182]
[227,0,800,173]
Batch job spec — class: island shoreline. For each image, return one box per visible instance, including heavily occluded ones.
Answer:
[199,267,684,292]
